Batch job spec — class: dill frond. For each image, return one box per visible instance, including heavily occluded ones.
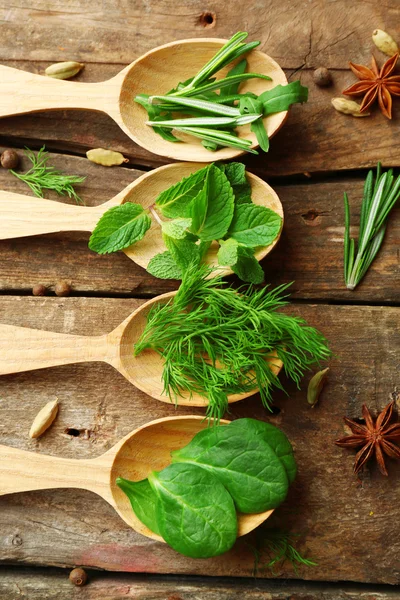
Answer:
[11,146,85,204]
[134,263,331,419]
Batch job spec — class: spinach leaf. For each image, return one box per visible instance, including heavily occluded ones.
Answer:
[88,203,151,254]
[146,251,182,279]
[189,165,235,241]
[116,477,160,535]
[155,167,209,219]
[228,419,297,484]
[149,463,237,558]
[228,204,282,247]
[171,426,289,513]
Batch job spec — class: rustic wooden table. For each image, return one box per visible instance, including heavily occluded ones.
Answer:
[0,1,399,598]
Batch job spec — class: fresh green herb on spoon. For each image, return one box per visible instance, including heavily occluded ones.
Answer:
[134,263,331,420]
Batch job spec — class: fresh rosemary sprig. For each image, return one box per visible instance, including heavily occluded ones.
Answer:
[344,164,400,290]
[135,32,308,153]
[10,146,85,204]
[134,263,331,420]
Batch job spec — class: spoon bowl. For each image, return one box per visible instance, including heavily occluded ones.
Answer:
[0,416,274,541]
[0,162,283,277]
[0,39,288,162]
[117,38,288,161]
[0,291,283,408]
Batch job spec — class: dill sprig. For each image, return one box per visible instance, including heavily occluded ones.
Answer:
[251,529,317,576]
[134,264,331,420]
[10,146,85,204]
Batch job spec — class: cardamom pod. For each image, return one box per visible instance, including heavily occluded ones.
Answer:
[86,148,129,167]
[45,61,84,80]
[307,368,329,407]
[372,29,399,57]
[29,399,59,438]
[331,98,370,117]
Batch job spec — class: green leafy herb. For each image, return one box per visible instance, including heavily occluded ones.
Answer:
[344,164,400,290]
[134,264,331,420]
[231,246,265,284]
[171,426,289,513]
[116,477,160,535]
[155,167,208,219]
[228,203,282,247]
[163,234,200,271]
[11,146,85,204]
[88,203,151,254]
[228,419,297,484]
[149,463,238,558]
[161,217,192,239]
[188,165,234,241]
[135,32,308,153]
[217,162,252,204]
[146,251,182,279]
[259,80,309,115]
[252,529,317,575]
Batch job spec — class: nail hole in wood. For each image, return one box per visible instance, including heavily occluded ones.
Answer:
[198,11,216,28]
[65,427,91,439]
[271,406,281,415]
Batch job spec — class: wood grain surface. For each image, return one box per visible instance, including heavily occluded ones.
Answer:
[0,296,399,583]
[1,0,400,594]
[1,569,400,600]
[1,1,400,174]
[0,149,398,302]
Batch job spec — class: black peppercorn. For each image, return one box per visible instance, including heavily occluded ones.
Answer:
[69,567,88,586]
[313,67,332,87]
[1,149,19,169]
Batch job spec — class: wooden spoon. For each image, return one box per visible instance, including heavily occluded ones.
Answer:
[0,292,283,408]
[0,416,273,540]
[0,39,287,162]
[0,162,283,275]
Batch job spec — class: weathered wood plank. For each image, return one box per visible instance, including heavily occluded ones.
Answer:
[0,149,398,301]
[1,0,400,174]
[0,296,399,583]
[1,569,399,600]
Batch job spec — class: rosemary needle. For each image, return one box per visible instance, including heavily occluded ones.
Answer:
[10,146,86,204]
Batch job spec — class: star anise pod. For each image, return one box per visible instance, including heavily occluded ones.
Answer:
[343,53,400,119]
[335,401,400,476]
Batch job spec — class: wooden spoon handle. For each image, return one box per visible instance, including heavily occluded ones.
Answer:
[0,324,113,375]
[0,191,109,239]
[0,445,111,499]
[0,64,118,118]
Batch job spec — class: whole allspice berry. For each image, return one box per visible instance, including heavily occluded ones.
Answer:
[32,284,47,297]
[1,149,19,169]
[313,67,332,87]
[55,281,71,297]
[69,567,88,586]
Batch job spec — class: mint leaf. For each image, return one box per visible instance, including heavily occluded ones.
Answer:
[216,162,252,205]
[147,251,182,279]
[189,165,234,241]
[259,81,308,115]
[228,204,282,247]
[164,235,200,271]
[217,238,239,267]
[161,218,192,239]
[155,167,209,218]
[89,203,151,254]
[232,247,264,284]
